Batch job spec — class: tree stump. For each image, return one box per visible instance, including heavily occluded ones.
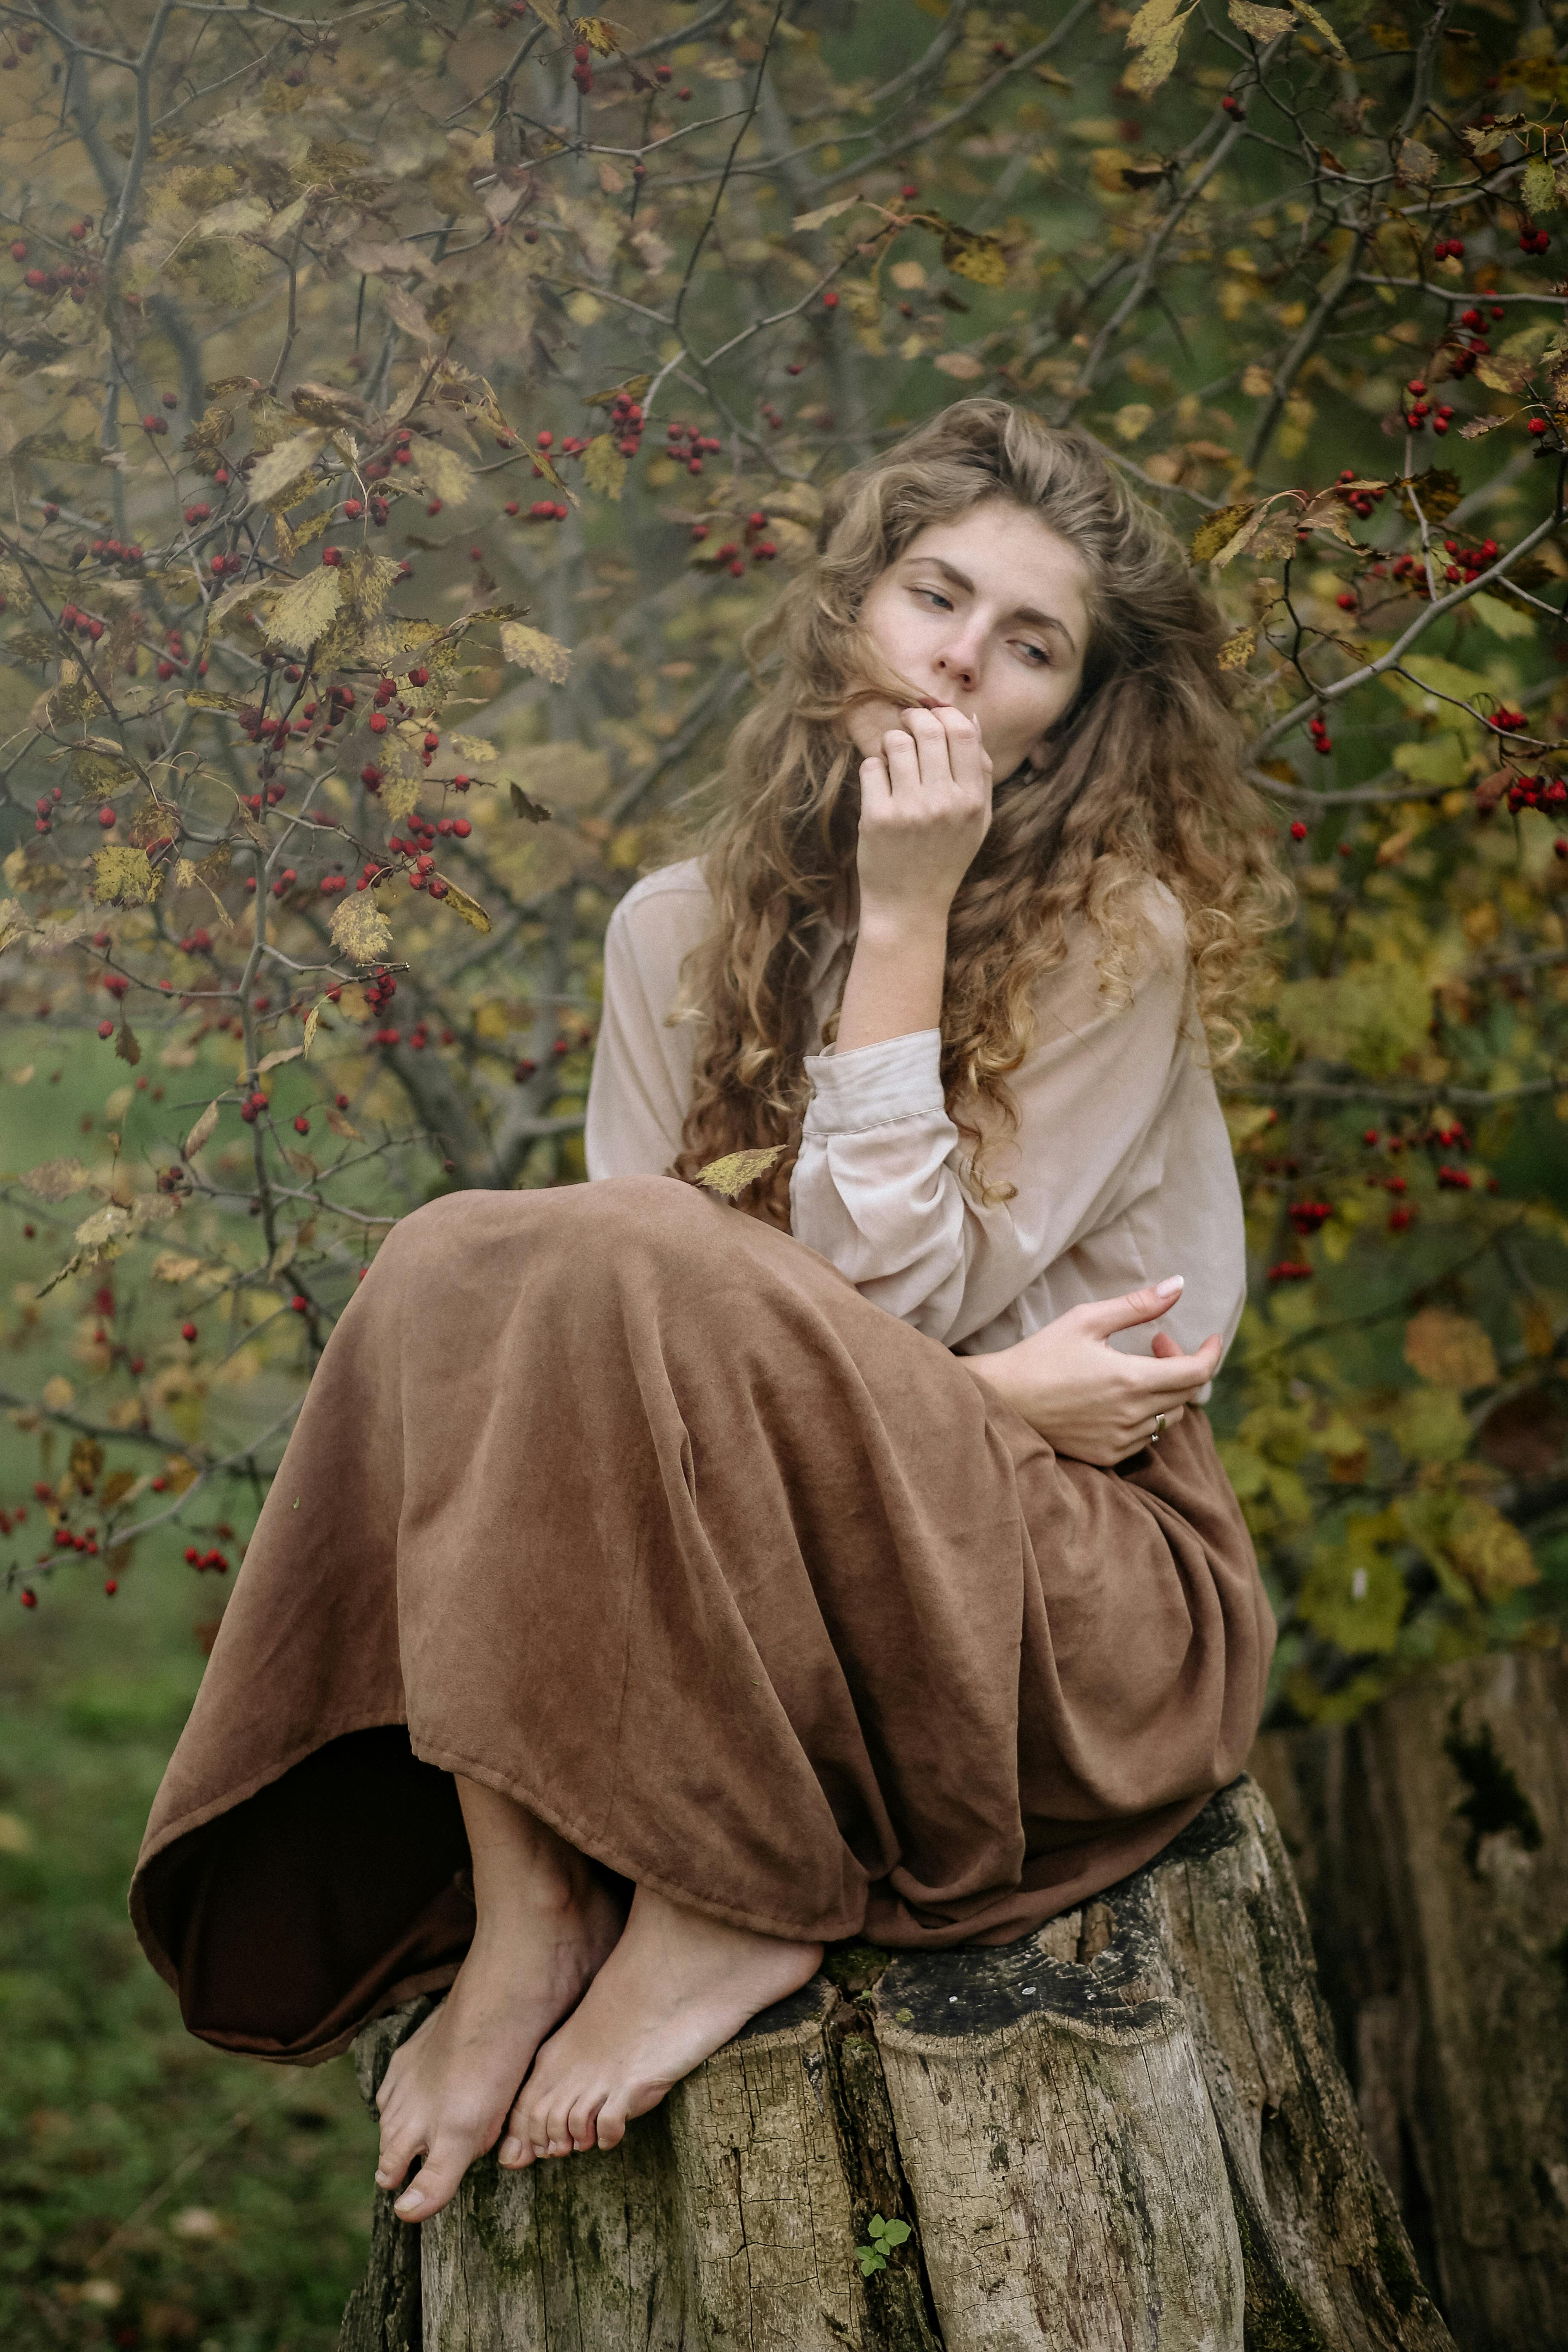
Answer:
[1252,1648,1568,2352]
[339,1773,1453,2352]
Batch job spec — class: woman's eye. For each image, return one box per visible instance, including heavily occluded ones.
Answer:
[1018,641,1051,666]
[913,586,952,610]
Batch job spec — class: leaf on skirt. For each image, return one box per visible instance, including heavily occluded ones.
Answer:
[692,1145,787,1200]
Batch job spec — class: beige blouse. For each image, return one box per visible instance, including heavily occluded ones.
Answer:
[583,857,1246,1398]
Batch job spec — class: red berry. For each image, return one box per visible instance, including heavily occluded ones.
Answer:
[292,1293,309,1312]
[181,1321,197,1341]
[1529,417,1549,436]
[98,805,116,827]
[1290,820,1308,840]
[294,1114,309,1134]
[823,289,839,309]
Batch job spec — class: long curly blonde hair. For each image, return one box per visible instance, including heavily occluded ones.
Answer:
[649,396,1290,1231]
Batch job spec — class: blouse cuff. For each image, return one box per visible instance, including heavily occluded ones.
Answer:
[802,1026,946,1136]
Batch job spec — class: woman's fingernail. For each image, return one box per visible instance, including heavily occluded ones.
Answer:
[1155,1275,1184,1298]
[395,2193,423,2217]
[499,2136,522,2164]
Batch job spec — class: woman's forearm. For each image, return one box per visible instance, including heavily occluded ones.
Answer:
[833,909,948,1054]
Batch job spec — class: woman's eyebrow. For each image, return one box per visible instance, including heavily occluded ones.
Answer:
[906,556,1078,652]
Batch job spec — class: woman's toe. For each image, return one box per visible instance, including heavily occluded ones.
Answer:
[393,2135,470,2220]
[566,2092,604,2150]
[375,2123,423,2191]
[595,2102,630,2152]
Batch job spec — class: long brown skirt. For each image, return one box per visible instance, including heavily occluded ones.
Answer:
[129,1173,1275,2066]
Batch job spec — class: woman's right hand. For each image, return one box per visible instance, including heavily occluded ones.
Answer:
[854,702,993,925]
[957,1280,1223,1467]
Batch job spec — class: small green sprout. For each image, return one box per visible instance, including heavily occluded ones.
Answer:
[854,2213,913,2276]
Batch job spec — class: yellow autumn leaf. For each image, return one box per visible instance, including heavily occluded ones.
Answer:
[1124,0,1198,94]
[19,1157,93,1201]
[152,1250,204,1283]
[692,1145,787,1200]
[92,845,157,906]
[1228,0,1292,34]
[246,428,327,508]
[499,621,573,684]
[435,877,492,932]
[1288,0,1347,55]
[1190,501,1256,561]
[184,1098,220,1157]
[1403,1307,1499,1391]
[581,434,628,501]
[409,438,475,505]
[263,567,343,656]
[1218,627,1257,670]
[329,895,395,963]
[1442,1497,1539,1602]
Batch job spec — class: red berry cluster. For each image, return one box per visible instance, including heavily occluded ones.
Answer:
[572,37,594,95]
[238,1089,268,1124]
[1437,1163,1473,1191]
[1437,533,1500,587]
[22,251,94,303]
[1487,704,1528,735]
[1445,305,1505,378]
[184,1546,230,1574]
[1519,218,1551,255]
[700,511,780,578]
[524,499,569,522]
[59,601,106,643]
[1402,378,1455,433]
[1266,1260,1313,1283]
[86,536,145,565]
[1308,712,1332,757]
[1286,1200,1334,1236]
[607,390,644,457]
[1433,236,1465,260]
[1503,772,1568,815]
[665,418,723,475]
[1335,469,1387,520]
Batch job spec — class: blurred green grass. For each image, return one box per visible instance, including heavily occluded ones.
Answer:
[0,1559,374,2351]
[2,1027,375,2349]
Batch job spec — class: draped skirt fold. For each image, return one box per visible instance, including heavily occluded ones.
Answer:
[129,1173,1275,2064]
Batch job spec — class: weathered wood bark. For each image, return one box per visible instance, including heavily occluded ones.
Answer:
[340,1774,1452,2352]
[1251,1649,1568,2352]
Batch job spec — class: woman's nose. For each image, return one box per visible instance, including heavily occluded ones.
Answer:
[934,636,982,689]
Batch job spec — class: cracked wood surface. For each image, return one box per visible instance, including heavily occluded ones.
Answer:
[341,1774,1452,2352]
[1254,1650,1568,2352]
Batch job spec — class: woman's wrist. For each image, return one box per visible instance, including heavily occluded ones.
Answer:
[954,1344,1029,1420]
[833,907,948,1054]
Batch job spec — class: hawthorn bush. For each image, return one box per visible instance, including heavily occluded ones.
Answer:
[1,0,1565,1722]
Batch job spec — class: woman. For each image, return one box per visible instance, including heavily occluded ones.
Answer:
[129,397,1286,2230]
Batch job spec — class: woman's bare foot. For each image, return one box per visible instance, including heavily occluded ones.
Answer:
[374,1785,623,2221]
[499,1884,822,2164]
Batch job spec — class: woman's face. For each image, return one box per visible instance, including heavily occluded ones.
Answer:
[854,498,1092,783]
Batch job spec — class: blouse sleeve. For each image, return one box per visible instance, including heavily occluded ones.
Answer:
[583,876,706,1180]
[787,888,1192,1350]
